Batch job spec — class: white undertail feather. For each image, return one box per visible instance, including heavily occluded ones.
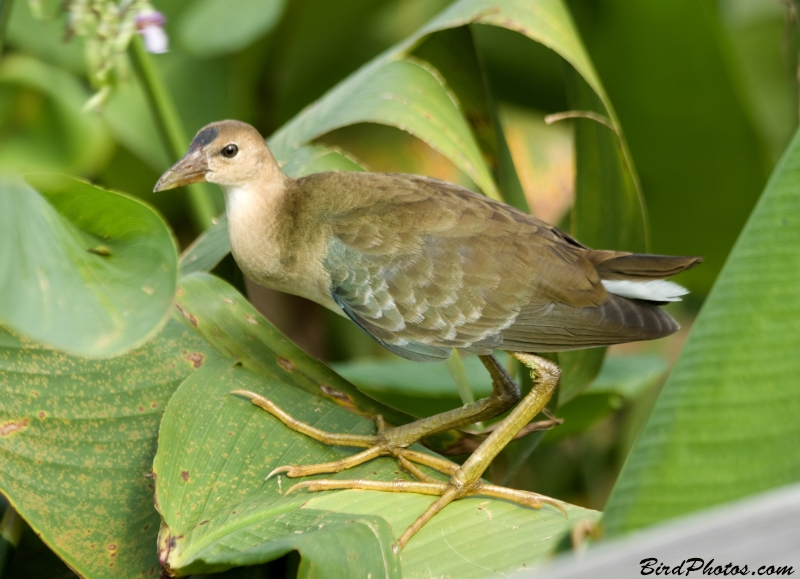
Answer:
[601,279,688,302]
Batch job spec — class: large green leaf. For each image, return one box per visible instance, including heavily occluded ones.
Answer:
[153,358,403,577]
[307,490,589,579]
[0,318,219,578]
[0,269,412,579]
[154,308,598,578]
[0,173,178,357]
[270,55,498,199]
[176,0,288,59]
[602,127,800,535]
[0,268,599,579]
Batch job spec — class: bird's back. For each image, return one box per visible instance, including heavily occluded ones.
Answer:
[298,171,699,361]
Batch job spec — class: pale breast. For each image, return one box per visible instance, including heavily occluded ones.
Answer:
[223,182,341,313]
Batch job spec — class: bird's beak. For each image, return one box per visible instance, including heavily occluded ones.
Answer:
[153,148,209,192]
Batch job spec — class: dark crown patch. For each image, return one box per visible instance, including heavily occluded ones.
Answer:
[190,126,219,150]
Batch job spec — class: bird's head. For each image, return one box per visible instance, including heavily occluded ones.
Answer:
[154,120,282,193]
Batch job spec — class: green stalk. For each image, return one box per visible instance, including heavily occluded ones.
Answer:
[445,350,475,406]
[0,505,24,575]
[0,0,14,57]
[129,35,221,232]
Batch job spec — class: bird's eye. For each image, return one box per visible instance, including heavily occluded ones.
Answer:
[221,144,238,158]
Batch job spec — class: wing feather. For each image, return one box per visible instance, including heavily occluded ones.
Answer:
[306,172,687,360]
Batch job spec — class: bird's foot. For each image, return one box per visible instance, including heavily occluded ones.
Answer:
[231,352,565,549]
[229,390,463,479]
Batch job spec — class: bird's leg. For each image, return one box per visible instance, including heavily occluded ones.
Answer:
[285,353,564,549]
[374,354,521,446]
[231,353,521,479]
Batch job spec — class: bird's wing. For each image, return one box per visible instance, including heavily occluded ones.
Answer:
[314,172,613,361]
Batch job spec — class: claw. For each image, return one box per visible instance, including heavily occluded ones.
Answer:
[266,466,294,481]
[539,496,568,517]
[285,481,315,496]
[229,389,259,401]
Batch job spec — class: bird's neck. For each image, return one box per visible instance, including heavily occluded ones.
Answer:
[222,174,293,285]
[221,167,289,215]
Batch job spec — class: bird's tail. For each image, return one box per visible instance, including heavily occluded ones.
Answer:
[498,252,702,352]
[587,251,702,281]
[587,251,702,304]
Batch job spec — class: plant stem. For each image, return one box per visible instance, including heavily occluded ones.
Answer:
[0,0,15,57]
[129,35,221,232]
[445,350,475,406]
[0,505,24,575]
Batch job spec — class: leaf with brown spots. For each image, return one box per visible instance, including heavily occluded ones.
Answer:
[153,347,598,578]
[0,318,221,578]
[174,273,420,431]
[0,419,29,437]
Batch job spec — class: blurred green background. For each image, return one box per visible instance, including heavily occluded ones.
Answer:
[1,0,797,574]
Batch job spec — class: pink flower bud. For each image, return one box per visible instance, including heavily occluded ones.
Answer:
[136,11,168,54]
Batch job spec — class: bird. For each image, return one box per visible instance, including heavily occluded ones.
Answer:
[155,119,700,548]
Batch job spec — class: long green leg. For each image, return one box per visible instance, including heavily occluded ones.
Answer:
[286,353,564,549]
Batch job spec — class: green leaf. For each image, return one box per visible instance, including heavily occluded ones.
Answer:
[602,127,800,535]
[176,0,288,59]
[546,354,668,444]
[0,269,413,579]
[413,27,500,175]
[308,492,595,579]
[154,334,598,577]
[153,359,403,577]
[1,265,599,577]
[556,348,606,405]
[0,318,219,578]
[270,55,499,199]
[0,173,178,358]
[412,25,531,212]
[0,54,113,174]
[174,273,414,429]
[333,353,497,418]
[179,213,231,276]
